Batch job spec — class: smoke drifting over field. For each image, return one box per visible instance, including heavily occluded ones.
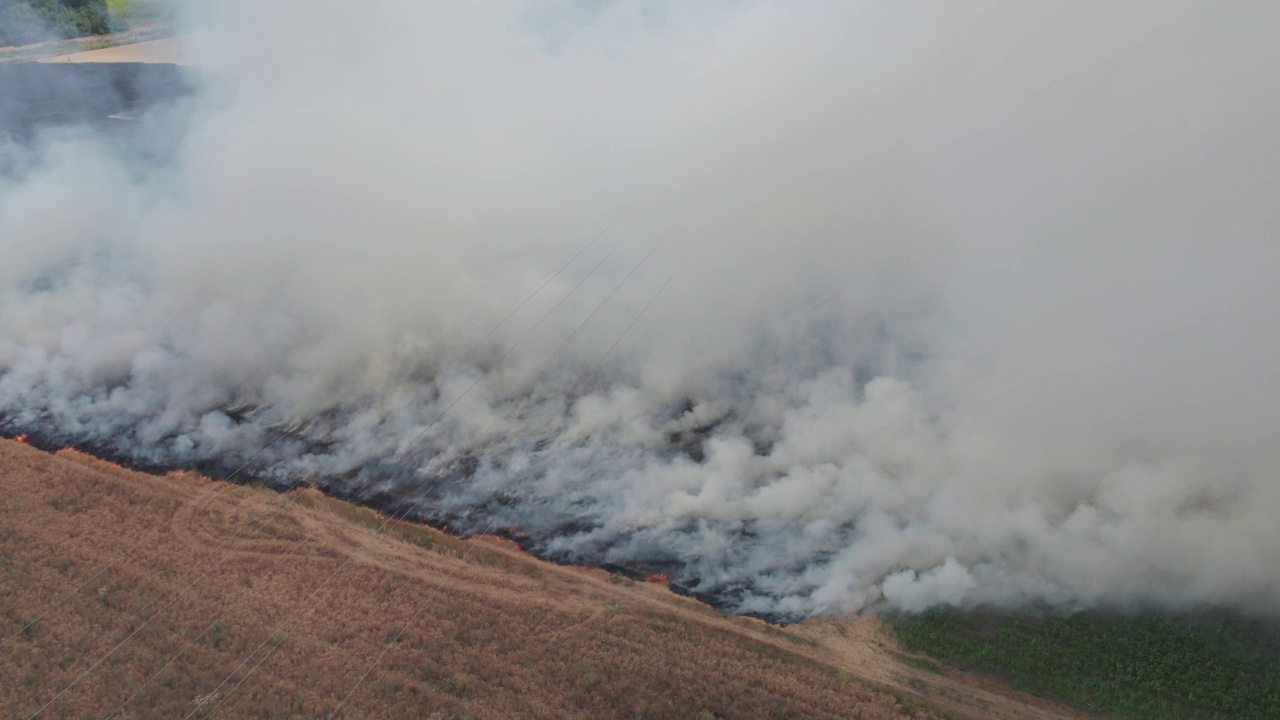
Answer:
[2,1,1279,618]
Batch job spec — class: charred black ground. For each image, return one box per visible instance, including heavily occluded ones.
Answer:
[0,61,190,142]
[0,420,767,621]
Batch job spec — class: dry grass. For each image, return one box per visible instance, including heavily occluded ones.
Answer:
[0,438,1083,719]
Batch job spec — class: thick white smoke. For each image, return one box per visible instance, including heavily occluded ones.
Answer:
[2,0,1278,618]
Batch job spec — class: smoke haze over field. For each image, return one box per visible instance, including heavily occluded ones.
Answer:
[2,1,1279,618]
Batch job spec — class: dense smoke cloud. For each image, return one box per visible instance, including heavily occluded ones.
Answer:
[2,1,1278,618]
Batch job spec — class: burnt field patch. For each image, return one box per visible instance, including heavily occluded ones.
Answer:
[0,60,190,142]
[0,437,941,720]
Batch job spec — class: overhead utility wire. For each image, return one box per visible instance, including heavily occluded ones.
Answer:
[594,261,683,372]
[321,230,684,719]
[104,209,631,718]
[439,194,600,317]
[19,476,313,720]
[0,438,285,650]
[196,224,653,718]
[101,486,326,719]
[320,189,810,718]
[482,207,626,339]
[24,208,629,718]
[103,197,619,716]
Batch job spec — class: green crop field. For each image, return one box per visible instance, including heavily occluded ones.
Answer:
[890,608,1280,719]
[105,0,170,27]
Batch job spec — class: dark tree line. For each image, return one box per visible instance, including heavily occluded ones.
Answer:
[1,0,110,46]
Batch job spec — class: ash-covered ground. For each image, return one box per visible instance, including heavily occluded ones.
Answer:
[0,60,190,141]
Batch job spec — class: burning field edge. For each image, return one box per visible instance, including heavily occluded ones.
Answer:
[9,427,1277,720]
[2,427,728,612]
[0,432,1099,720]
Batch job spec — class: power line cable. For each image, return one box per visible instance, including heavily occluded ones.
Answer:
[19,209,629,717]
[18,478,313,719]
[195,226,654,717]
[71,211,634,718]
[594,261,683,372]
[0,437,285,650]
[320,232,685,718]
[88,206,624,712]
[101,486,324,719]
[438,194,601,317]
[215,179,817,717]
[482,207,625,340]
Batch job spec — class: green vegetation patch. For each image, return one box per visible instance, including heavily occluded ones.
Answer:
[105,0,171,28]
[1,0,109,45]
[889,607,1280,720]
[1,0,172,47]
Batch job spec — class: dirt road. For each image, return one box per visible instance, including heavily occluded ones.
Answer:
[38,37,185,64]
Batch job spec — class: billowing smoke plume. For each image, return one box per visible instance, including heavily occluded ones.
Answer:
[2,1,1278,619]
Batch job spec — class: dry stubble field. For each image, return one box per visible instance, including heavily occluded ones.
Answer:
[0,438,1089,719]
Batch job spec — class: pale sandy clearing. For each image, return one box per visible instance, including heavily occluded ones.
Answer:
[39,36,185,64]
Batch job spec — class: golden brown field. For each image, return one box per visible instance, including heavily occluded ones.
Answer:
[37,37,185,64]
[0,438,1087,719]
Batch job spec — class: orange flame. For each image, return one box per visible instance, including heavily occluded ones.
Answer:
[474,533,520,548]
[14,434,28,444]
[644,573,669,584]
